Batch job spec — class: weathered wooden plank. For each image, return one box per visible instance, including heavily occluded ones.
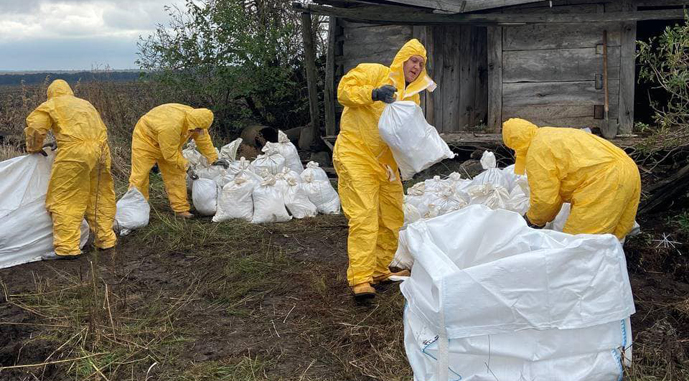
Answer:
[618,0,636,135]
[503,47,620,83]
[461,0,543,12]
[413,25,427,114]
[503,24,621,50]
[503,103,620,128]
[446,25,462,132]
[431,25,445,132]
[487,26,503,132]
[381,0,464,13]
[301,12,321,146]
[502,80,619,107]
[458,25,473,131]
[425,26,435,125]
[473,26,489,128]
[300,3,687,25]
[342,24,412,42]
[325,17,338,137]
[507,3,599,14]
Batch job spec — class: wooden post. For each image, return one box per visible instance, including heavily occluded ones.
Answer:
[618,0,636,135]
[487,26,503,132]
[301,12,321,149]
[324,16,337,137]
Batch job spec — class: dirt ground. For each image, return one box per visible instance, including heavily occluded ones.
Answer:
[1,174,689,380]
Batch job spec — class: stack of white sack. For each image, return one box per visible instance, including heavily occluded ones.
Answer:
[378,101,455,180]
[251,175,292,224]
[399,206,635,381]
[0,150,89,269]
[402,151,528,226]
[182,132,341,220]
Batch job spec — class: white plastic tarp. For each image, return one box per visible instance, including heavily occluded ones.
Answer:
[0,151,89,268]
[399,206,635,381]
[378,101,455,180]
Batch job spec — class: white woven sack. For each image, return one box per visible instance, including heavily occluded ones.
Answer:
[252,146,285,176]
[276,131,303,173]
[251,176,292,223]
[114,187,150,235]
[378,101,455,180]
[192,178,218,216]
[213,172,257,222]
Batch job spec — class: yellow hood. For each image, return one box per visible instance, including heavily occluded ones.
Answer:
[389,39,436,99]
[186,108,214,130]
[47,79,74,99]
[502,118,539,175]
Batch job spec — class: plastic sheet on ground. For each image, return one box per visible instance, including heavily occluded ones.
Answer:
[0,151,89,268]
[399,205,635,381]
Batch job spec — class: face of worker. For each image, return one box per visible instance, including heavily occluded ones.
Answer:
[404,55,424,83]
[191,128,205,135]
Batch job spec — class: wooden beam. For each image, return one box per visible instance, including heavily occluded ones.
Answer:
[461,0,543,13]
[301,12,322,148]
[324,16,338,137]
[381,0,464,13]
[618,0,636,136]
[295,3,688,25]
[487,26,503,132]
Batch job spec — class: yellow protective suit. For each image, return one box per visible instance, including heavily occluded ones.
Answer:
[129,103,217,213]
[25,79,117,256]
[334,39,436,287]
[502,118,641,239]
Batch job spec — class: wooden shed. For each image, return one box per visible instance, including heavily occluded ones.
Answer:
[295,0,687,142]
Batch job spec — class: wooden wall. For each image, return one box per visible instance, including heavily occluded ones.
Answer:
[493,0,635,134]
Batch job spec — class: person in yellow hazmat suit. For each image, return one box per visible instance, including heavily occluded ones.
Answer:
[129,103,227,218]
[502,118,641,240]
[334,39,437,300]
[25,79,117,259]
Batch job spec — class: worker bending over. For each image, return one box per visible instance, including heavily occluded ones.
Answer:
[502,118,641,240]
[129,103,227,218]
[335,39,436,300]
[25,79,117,259]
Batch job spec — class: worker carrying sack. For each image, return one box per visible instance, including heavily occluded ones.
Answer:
[0,150,89,268]
[192,178,218,216]
[378,101,455,180]
[114,187,150,235]
[399,205,635,381]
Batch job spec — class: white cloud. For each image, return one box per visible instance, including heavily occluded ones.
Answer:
[0,0,187,69]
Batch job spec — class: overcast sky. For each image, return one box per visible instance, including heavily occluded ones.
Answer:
[0,0,186,71]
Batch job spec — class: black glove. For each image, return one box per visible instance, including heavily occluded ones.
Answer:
[372,85,397,104]
[187,168,199,180]
[212,159,230,169]
[36,141,58,156]
[524,214,544,229]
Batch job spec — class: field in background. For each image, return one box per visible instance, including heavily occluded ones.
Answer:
[0,80,688,379]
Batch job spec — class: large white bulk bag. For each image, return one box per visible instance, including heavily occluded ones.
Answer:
[192,178,218,216]
[276,131,303,173]
[0,151,89,268]
[114,187,150,235]
[378,101,455,180]
[399,205,635,381]
[252,146,285,176]
[251,176,292,224]
[213,172,257,222]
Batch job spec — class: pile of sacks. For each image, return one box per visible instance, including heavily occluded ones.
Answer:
[402,151,529,228]
[185,131,340,224]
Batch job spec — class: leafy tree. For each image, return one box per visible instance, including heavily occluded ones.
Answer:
[137,0,324,136]
[638,13,689,134]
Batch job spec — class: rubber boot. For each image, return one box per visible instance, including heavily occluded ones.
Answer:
[176,211,194,219]
[352,282,376,301]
